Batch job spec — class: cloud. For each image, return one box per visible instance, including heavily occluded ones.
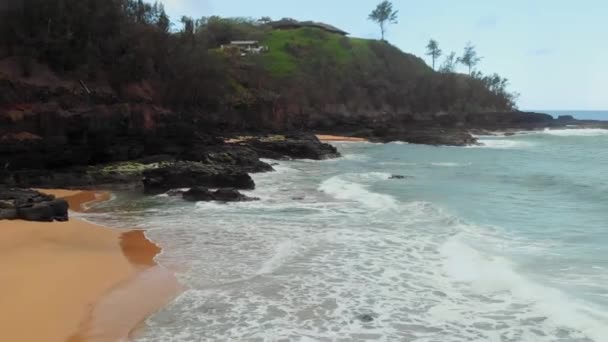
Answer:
[528,48,555,57]
[162,0,211,19]
[476,15,498,29]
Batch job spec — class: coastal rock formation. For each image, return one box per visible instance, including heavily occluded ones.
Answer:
[245,134,341,160]
[370,129,478,146]
[182,187,259,202]
[180,145,274,173]
[0,188,69,222]
[142,162,255,195]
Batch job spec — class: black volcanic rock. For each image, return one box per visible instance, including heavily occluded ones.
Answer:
[0,188,69,222]
[182,187,215,202]
[246,133,340,160]
[371,129,478,146]
[180,145,273,173]
[182,187,259,202]
[142,162,255,195]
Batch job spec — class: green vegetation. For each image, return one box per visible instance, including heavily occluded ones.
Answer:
[260,28,372,76]
[0,0,519,128]
[368,1,399,41]
[439,52,458,73]
[457,42,483,75]
[426,39,443,70]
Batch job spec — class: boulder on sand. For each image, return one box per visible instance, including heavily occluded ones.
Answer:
[0,188,69,222]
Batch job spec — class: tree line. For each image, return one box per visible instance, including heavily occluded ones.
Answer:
[0,0,518,122]
[368,0,517,108]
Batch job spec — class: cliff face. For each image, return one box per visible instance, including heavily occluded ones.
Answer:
[0,78,214,170]
[0,75,555,170]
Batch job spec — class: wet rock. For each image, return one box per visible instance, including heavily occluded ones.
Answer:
[181,145,273,173]
[371,129,478,146]
[389,175,405,180]
[182,187,259,202]
[213,188,259,202]
[0,200,16,209]
[0,188,69,221]
[245,133,340,160]
[143,162,255,195]
[182,187,214,202]
[357,313,376,323]
[0,209,18,220]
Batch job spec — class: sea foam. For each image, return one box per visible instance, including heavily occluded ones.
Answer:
[318,174,398,210]
[541,128,608,137]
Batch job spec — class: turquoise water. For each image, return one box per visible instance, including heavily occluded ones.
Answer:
[85,128,608,341]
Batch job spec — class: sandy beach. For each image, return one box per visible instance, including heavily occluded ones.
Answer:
[0,190,180,342]
[316,134,367,142]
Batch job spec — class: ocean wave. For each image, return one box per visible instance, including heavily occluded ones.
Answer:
[541,128,608,137]
[440,235,608,341]
[470,139,534,149]
[318,175,398,210]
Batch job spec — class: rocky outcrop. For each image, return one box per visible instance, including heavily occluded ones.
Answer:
[370,129,478,146]
[142,162,255,195]
[0,188,68,221]
[180,145,273,173]
[182,187,259,202]
[244,133,340,160]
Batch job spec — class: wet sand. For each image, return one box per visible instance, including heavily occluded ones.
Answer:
[0,190,180,342]
[316,134,367,142]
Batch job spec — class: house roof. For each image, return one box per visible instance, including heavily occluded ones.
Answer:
[229,41,259,45]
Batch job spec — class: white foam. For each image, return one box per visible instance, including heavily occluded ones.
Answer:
[349,171,392,181]
[471,139,533,149]
[340,153,370,162]
[256,240,298,275]
[318,175,398,210]
[541,128,608,137]
[440,235,608,341]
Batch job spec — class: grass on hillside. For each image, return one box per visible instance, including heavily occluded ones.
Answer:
[258,28,375,77]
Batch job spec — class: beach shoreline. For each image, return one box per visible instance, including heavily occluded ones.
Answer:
[316,134,367,142]
[0,189,180,342]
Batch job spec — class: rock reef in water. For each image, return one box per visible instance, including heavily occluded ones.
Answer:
[182,188,259,203]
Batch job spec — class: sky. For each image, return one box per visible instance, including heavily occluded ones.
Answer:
[161,0,608,110]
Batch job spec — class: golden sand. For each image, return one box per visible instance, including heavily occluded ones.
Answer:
[315,134,367,142]
[0,190,180,342]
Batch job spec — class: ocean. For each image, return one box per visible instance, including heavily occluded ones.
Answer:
[536,110,608,121]
[82,128,608,341]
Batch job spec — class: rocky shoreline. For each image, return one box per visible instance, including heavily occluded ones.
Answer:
[2,78,607,219]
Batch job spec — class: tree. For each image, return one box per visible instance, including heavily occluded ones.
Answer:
[258,16,272,24]
[457,42,482,75]
[425,39,442,70]
[156,3,170,32]
[439,52,457,73]
[368,1,398,41]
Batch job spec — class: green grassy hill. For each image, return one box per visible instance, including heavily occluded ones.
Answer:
[256,28,432,78]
